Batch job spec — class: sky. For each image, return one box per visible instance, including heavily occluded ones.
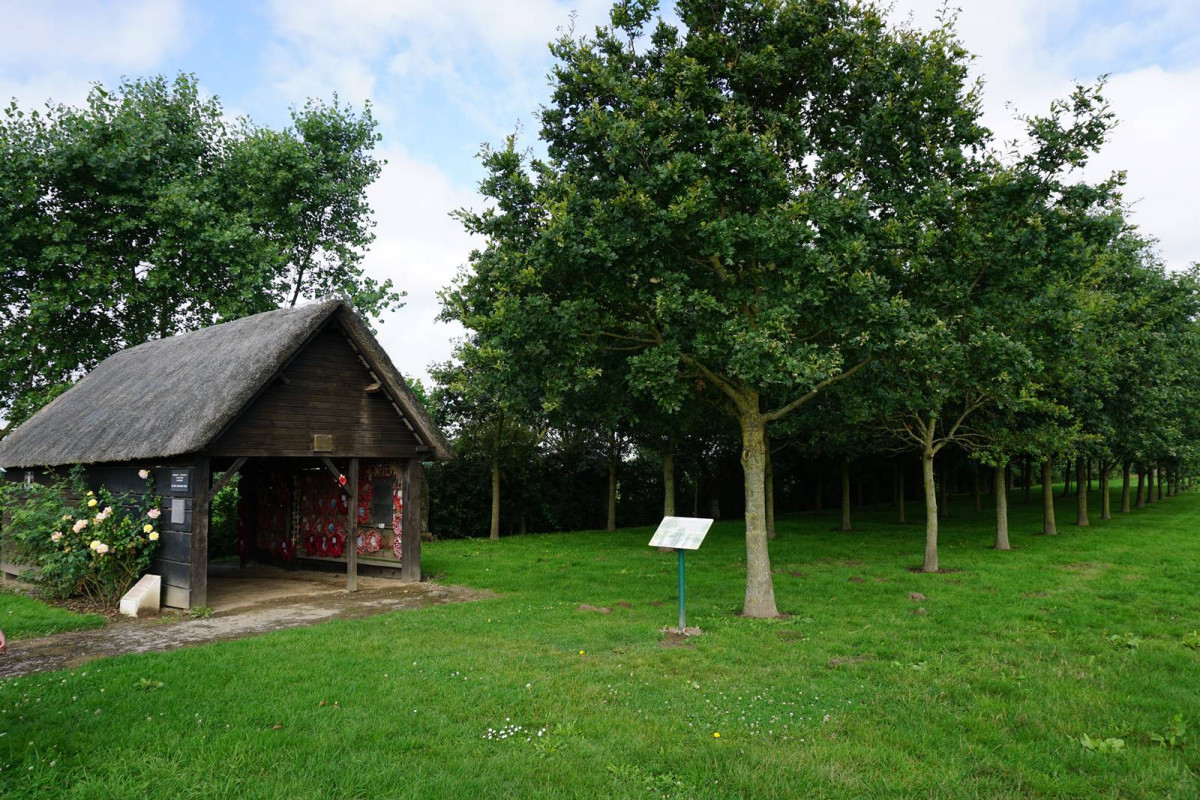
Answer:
[3,0,1199,383]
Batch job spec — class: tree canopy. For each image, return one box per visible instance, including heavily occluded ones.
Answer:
[0,73,401,426]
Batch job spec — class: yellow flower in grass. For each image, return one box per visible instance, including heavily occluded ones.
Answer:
[713,732,721,739]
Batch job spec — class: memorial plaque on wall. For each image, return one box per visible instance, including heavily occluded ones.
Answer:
[169,468,191,494]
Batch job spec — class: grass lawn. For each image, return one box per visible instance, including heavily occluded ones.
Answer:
[1,484,1198,798]
[0,589,105,641]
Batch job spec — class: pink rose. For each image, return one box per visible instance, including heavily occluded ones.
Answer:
[147,508,161,520]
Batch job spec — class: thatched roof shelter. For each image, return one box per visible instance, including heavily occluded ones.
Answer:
[0,300,449,609]
[0,299,452,468]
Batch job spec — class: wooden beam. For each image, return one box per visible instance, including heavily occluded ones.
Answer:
[346,457,359,593]
[401,459,423,583]
[190,456,212,610]
[209,457,248,496]
[364,381,382,394]
[320,457,343,482]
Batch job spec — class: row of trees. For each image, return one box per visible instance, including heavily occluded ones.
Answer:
[431,1,1200,618]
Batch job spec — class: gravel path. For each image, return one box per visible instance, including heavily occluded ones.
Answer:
[0,581,484,679]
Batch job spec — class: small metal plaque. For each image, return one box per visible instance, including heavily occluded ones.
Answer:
[169,469,191,494]
[313,434,333,452]
[170,498,186,524]
[648,517,714,551]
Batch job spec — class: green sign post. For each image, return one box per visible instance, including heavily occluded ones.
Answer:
[677,549,686,630]
[649,516,714,632]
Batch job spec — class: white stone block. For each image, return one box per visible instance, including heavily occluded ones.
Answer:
[119,574,162,618]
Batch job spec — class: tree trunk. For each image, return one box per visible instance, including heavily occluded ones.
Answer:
[898,463,907,524]
[1086,459,1093,492]
[606,432,618,532]
[489,415,503,541]
[1157,465,1165,501]
[1042,460,1057,535]
[922,446,939,572]
[994,462,1010,550]
[1075,458,1089,527]
[1061,461,1072,498]
[765,443,776,540]
[1023,459,1032,505]
[662,439,676,519]
[939,460,950,519]
[738,409,779,618]
[972,468,982,513]
[1136,467,1146,508]
[1121,462,1132,513]
[840,458,852,531]
[1099,462,1112,520]
[1147,466,1157,505]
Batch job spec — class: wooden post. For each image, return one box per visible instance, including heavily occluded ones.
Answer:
[346,457,359,592]
[190,456,212,610]
[401,459,424,583]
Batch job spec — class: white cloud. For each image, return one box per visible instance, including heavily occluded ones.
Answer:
[893,0,1200,270]
[0,0,187,106]
[363,146,478,383]
[1092,65,1200,268]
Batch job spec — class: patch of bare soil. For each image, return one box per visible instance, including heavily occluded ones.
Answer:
[576,604,612,614]
[827,654,870,668]
[1059,562,1109,571]
[659,626,702,648]
[0,581,487,679]
[906,566,964,574]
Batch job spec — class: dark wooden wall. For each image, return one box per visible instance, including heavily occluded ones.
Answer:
[1,458,203,609]
[209,323,423,459]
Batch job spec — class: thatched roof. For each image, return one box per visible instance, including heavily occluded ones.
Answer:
[0,300,453,468]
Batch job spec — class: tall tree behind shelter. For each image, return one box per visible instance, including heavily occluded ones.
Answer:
[0,74,400,428]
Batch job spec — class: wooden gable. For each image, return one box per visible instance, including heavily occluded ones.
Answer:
[209,321,424,459]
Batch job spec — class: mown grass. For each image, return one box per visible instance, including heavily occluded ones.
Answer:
[0,589,104,641]
[1,483,1197,798]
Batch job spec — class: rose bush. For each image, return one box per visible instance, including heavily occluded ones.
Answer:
[1,467,162,605]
